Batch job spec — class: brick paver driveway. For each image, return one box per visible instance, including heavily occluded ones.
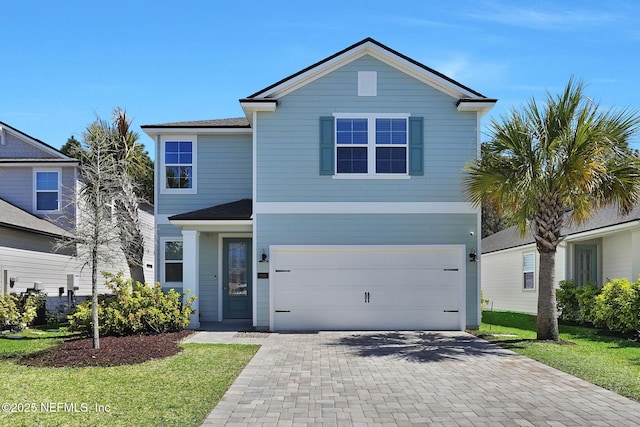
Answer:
[193,331,640,426]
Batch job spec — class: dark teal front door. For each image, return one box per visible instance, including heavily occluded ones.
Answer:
[223,238,252,319]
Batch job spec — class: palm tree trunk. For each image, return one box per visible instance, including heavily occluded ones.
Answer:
[537,250,559,340]
[129,263,145,285]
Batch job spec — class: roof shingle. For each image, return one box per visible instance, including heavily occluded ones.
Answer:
[169,199,252,221]
[482,203,640,254]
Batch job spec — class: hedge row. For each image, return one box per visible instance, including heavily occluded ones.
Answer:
[557,278,640,336]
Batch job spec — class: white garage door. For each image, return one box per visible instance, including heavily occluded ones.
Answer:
[270,245,465,331]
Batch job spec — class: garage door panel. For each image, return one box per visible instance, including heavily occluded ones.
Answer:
[271,246,464,331]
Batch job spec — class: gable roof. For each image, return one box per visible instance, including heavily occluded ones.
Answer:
[482,203,640,254]
[0,197,70,238]
[241,38,496,103]
[0,121,73,160]
[169,199,252,221]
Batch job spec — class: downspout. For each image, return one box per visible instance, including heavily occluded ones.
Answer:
[0,126,5,146]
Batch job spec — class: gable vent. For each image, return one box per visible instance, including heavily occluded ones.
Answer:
[358,71,377,96]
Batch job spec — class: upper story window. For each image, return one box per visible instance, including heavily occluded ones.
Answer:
[160,136,197,194]
[34,170,60,212]
[335,115,408,176]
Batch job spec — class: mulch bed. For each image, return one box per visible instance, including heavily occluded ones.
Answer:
[18,330,195,368]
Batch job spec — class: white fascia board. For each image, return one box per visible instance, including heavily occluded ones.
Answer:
[456,100,497,117]
[239,100,278,113]
[169,220,253,233]
[255,202,479,215]
[0,161,79,167]
[257,41,482,101]
[142,127,251,138]
[482,242,537,257]
[565,220,640,242]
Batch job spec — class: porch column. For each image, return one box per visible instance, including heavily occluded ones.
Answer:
[182,230,200,329]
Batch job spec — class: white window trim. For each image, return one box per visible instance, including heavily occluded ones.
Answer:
[160,135,197,195]
[333,113,410,179]
[33,168,62,213]
[161,237,184,286]
[523,252,536,291]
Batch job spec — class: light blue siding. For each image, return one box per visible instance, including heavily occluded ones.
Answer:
[156,225,220,321]
[255,213,479,328]
[255,55,478,203]
[157,134,252,216]
[198,233,219,322]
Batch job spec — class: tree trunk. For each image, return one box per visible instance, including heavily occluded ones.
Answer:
[536,250,559,341]
[129,263,145,285]
[114,179,145,285]
[91,245,100,350]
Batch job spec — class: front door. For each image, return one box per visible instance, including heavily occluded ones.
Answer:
[575,244,597,286]
[223,238,252,319]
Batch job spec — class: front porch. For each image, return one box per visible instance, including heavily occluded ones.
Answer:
[169,199,255,329]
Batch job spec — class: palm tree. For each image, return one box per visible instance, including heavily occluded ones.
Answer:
[111,108,147,284]
[464,78,640,340]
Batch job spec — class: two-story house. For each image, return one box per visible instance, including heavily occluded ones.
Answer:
[142,38,496,331]
[0,121,154,304]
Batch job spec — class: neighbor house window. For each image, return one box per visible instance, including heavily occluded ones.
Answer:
[164,240,183,282]
[34,170,60,212]
[335,114,408,176]
[523,252,535,290]
[161,136,196,193]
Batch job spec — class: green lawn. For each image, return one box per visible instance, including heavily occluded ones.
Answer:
[474,311,640,402]
[0,327,259,427]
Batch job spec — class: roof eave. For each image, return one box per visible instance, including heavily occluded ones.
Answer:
[456,99,498,118]
[169,219,253,232]
[141,127,252,138]
[239,99,278,123]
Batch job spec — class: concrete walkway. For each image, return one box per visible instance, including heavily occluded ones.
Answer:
[186,330,640,426]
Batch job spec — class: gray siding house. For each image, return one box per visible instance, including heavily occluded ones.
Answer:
[0,122,154,303]
[143,38,496,331]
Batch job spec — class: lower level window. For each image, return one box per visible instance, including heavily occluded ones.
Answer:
[164,241,183,282]
[523,253,535,290]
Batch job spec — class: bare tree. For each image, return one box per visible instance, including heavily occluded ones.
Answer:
[55,120,121,349]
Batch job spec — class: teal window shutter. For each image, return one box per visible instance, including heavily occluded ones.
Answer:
[319,116,335,175]
[408,117,424,176]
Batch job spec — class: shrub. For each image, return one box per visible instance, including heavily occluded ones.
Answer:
[556,280,600,324]
[0,292,42,331]
[556,280,580,322]
[69,272,196,337]
[576,284,600,324]
[593,278,640,336]
[0,294,20,328]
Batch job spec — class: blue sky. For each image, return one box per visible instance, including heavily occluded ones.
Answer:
[2,0,639,159]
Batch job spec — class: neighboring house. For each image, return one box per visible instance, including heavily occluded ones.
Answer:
[142,38,496,331]
[481,204,640,314]
[0,121,155,306]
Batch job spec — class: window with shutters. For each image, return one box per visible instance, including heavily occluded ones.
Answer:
[333,114,409,177]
